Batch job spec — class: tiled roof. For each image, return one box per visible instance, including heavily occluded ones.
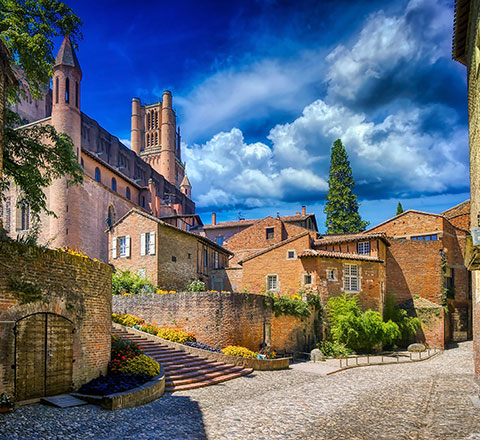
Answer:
[442,200,470,219]
[299,249,383,263]
[55,36,81,72]
[314,232,389,246]
[452,0,471,64]
[201,214,314,230]
[366,210,445,233]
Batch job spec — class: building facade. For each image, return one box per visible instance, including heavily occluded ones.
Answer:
[0,37,194,261]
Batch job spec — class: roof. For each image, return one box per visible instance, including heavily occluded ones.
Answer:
[314,232,390,246]
[180,175,191,187]
[452,0,471,65]
[238,232,311,264]
[111,208,232,255]
[442,199,470,219]
[299,249,383,263]
[202,213,317,230]
[55,36,82,72]
[366,209,445,233]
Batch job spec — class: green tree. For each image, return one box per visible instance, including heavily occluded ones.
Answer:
[324,139,369,234]
[0,0,83,223]
[396,202,404,216]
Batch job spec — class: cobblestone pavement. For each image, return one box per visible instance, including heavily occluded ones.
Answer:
[1,341,479,440]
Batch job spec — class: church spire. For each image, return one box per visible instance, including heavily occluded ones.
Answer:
[55,35,82,74]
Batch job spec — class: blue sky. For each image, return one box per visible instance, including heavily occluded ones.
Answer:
[62,0,469,232]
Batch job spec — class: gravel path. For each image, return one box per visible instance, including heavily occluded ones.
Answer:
[1,341,479,439]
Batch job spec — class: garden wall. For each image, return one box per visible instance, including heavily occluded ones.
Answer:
[0,239,112,399]
[113,291,271,352]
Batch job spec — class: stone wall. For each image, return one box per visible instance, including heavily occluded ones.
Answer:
[113,291,270,352]
[0,239,112,397]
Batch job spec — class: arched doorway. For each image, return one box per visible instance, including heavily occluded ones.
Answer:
[14,313,74,401]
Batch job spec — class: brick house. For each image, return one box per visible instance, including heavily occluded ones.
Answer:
[108,209,232,291]
[235,231,389,313]
[192,205,318,246]
[368,207,471,347]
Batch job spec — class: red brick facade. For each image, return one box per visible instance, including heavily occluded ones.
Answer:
[0,239,112,399]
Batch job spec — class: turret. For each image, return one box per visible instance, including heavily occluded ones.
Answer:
[49,36,82,248]
[131,97,143,155]
[160,90,176,185]
[180,175,192,199]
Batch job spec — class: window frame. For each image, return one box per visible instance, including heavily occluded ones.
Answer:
[343,264,360,292]
[118,237,127,258]
[303,273,313,286]
[266,227,274,240]
[286,250,296,260]
[266,274,279,291]
[326,268,336,281]
[357,241,371,255]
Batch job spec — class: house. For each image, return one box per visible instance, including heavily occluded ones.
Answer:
[192,205,318,245]
[108,209,232,291]
[368,207,471,347]
[1,36,195,261]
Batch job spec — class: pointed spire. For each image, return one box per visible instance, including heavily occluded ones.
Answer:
[55,35,81,73]
[180,175,191,188]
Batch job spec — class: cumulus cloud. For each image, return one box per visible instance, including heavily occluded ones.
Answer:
[182,0,468,212]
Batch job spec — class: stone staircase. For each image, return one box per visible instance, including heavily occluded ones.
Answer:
[112,328,253,392]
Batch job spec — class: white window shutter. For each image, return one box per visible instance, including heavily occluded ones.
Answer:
[112,237,117,259]
[149,231,156,255]
[125,235,131,257]
[140,233,146,256]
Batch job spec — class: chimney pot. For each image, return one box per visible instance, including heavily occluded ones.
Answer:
[302,205,306,216]
[212,213,217,225]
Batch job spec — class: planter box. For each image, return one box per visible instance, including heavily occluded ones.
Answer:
[73,367,165,410]
[113,322,290,371]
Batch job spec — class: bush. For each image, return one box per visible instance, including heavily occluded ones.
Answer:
[319,340,352,358]
[112,270,156,295]
[383,293,421,343]
[112,313,144,327]
[267,293,311,318]
[78,373,151,396]
[222,345,257,358]
[157,328,196,344]
[109,335,143,373]
[119,354,160,377]
[187,280,206,292]
[326,293,401,352]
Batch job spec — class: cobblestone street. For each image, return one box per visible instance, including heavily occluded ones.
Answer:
[1,341,479,440]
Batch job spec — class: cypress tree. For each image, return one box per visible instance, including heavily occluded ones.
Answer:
[396,202,404,216]
[324,139,369,234]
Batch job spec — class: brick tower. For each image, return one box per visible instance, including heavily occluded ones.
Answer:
[130,91,187,188]
[49,36,82,247]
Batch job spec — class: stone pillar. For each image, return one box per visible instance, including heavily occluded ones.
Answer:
[160,90,176,185]
[131,98,143,155]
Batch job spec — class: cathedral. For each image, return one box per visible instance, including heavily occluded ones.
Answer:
[1,36,197,261]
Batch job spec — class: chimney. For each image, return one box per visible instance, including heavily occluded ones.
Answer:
[296,212,301,216]
[302,205,306,216]
[212,213,217,225]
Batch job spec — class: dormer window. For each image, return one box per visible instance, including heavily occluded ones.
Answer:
[266,227,274,240]
[357,241,370,255]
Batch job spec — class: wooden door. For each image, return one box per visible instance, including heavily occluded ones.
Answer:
[15,313,74,401]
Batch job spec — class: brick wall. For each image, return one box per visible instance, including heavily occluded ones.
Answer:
[271,313,317,353]
[0,238,112,397]
[369,212,444,237]
[113,292,270,351]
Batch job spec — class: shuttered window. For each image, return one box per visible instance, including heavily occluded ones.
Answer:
[344,264,360,292]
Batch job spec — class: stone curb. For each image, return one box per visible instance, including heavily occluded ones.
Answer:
[113,322,290,371]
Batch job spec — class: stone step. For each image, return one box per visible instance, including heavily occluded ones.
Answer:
[148,354,197,364]
[167,363,239,380]
[142,348,188,357]
[166,366,247,386]
[165,369,253,392]
[160,357,210,368]
[162,360,227,374]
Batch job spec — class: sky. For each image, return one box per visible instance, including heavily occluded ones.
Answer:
[61,0,469,232]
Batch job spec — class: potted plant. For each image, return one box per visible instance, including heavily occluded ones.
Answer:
[0,393,15,413]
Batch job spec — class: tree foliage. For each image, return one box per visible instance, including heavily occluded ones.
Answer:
[0,0,82,100]
[0,0,83,223]
[396,202,404,216]
[383,293,421,342]
[324,139,369,234]
[112,270,156,295]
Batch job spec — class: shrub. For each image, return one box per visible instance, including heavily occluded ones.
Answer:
[157,328,196,344]
[112,270,156,295]
[326,293,401,352]
[119,354,160,377]
[319,340,352,358]
[222,345,257,358]
[383,293,421,343]
[112,313,144,327]
[109,335,143,373]
[186,280,206,292]
[266,292,311,318]
[78,373,150,396]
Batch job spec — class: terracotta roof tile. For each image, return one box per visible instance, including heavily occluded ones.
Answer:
[314,232,389,246]
[299,249,383,263]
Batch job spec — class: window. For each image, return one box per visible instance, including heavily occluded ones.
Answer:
[126,187,131,200]
[137,268,146,277]
[141,196,146,208]
[140,231,156,256]
[303,274,313,285]
[266,227,274,240]
[214,251,220,269]
[344,264,360,292]
[55,76,59,104]
[188,253,192,259]
[172,256,177,262]
[327,269,336,281]
[65,77,70,103]
[203,248,208,267]
[81,158,84,168]
[411,234,438,241]
[216,236,224,245]
[357,241,370,255]
[95,167,101,182]
[267,275,278,291]
[75,81,79,108]
[111,177,117,192]
[16,205,29,231]
[287,250,296,260]
[113,235,130,259]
